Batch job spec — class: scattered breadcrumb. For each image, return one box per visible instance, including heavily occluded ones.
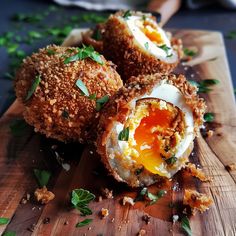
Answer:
[34,186,55,204]
[100,208,109,218]
[142,214,151,224]
[207,130,214,138]
[225,163,236,171]
[185,163,211,182]
[101,188,113,199]
[137,229,146,236]
[98,196,103,202]
[183,189,213,214]
[111,218,115,223]
[21,198,27,204]
[64,221,69,225]
[122,196,135,206]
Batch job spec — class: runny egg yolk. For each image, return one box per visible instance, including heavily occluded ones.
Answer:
[131,101,185,176]
[141,21,164,45]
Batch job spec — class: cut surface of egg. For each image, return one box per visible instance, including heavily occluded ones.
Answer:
[123,15,178,63]
[112,81,194,178]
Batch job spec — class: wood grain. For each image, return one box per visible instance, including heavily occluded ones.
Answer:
[0,29,235,236]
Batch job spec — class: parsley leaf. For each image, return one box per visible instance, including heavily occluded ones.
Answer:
[118,127,129,141]
[92,29,102,41]
[200,79,219,86]
[47,49,56,55]
[204,112,214,122]
[10,119,28,136]
[64,45,103,65]
[0,218,9,225]
[147,190,167,205]
[123,10,132,19]
[96,95,109,111]
[165,156,177,165]
[226,30,236,40]
[158,44,172,57]
[183,48,197,57]
[2,231,16,236]
[188,79,219,94]
[25,74,41,101]
[76,79,90,96]
[76,218,93,228]
[181,215,192,236]
[33,169,51,187]
[144,42,149,50]
[28,31,42,39]
[71,189,95,216]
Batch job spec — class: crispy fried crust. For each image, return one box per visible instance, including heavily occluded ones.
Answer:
[96,73,206,187]
[102,11,182,81]
[15,45,123,142]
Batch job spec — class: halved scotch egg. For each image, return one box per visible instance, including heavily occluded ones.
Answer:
[103,11,182,80]
[96,74,205,187]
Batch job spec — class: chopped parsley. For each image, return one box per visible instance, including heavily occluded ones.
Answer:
[181,215,192,236]
[71,188,95,216]
[226,30,236,40]
[28,31,43,39]
[64,45,103,65]
[92,28,102,41]
[10,119,28,136]
[2,231,16,236]
[0,218,9,225]
[158,44,172,57]
[142,15,146,21]
[47,49,56,55]
[76,79,90,96]
[25,74,41,101]
[144,42,149,50]
[123,10,132,20]
[183,48,197,57]
[76,218,93,228]
[62,109,69,119]
[88,94,97,100]
[96,95,109,111]
[33,169,51,187]
[11,13,43,23]
[188,79,219,94]
[135,167,144,176]
[118,127,129,141]
[204,112,214,123]
[165,156,177,165]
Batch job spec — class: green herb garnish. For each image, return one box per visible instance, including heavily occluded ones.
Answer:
[88,94,97,100]
[183,48,197,57]
[123,10,132,19]
[47,49,56,55]
[0,218,9,225]
[181,215,192,236]
[92,29,102,41]
[165,156,177,165]
[11,13,43,23]
[28,31,42,39]
[76,79,90,96]
[2,231,16,236]
[80,13,107,23]
[226,30,236,39]
[7,43,18,54]
[76,218,93,228]
[64,45,103,65]
[144,42,149,50]
[10,119,28,136]
[147,190,167,205]
[204,112,214,122]
[135,167,144,176]
[25,74,41,101]
[71,189,95,216]
[62,109,69,119]
[96,95,109,111]
[118,127,129,141]
[33,169,51,187]
[142,15,146,21]
[189,79,219,94]
[158,44,172,57]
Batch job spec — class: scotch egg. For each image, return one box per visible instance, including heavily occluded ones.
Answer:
[103,11,182,80]
[96,74,206,187]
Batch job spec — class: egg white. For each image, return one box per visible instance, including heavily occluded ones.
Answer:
[124,16,178,63]
[114,80,194,178]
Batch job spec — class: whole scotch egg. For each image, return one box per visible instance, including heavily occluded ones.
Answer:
[102,11,182,80]
[96,74,205,187]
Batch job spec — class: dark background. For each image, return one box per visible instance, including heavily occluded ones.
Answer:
[0,0,235,115]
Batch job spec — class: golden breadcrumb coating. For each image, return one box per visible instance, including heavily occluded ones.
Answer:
[102,11,182,81]
[185,163,211,182]
[15,45,123,142]
[96,73,206,187]
[184,189,213,214]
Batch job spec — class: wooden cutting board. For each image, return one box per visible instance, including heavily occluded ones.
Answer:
[0,29,236,236]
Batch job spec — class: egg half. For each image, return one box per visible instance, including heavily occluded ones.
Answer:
[97,74,205,187]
